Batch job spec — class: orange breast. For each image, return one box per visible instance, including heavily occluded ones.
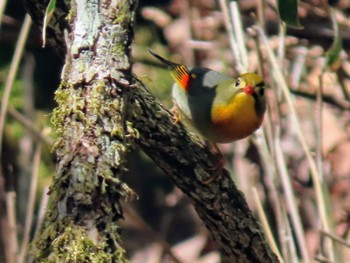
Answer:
[211,93,263,143]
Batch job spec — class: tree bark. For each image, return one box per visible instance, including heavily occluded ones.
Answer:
[26,0,279,262]
[30,0,137,261]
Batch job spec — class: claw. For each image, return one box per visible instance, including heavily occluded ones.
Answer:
[202,143,225,184]
[170,103,180,124]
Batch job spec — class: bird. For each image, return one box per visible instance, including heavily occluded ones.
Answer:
[149,49,266,144]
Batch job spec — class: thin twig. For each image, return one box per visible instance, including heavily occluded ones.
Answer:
[321,230,350,249]
[230,1,248,71]
[253,124,294,262]
[252,26,294,262]
[18,143,42,263]
[253,24,310,262]
[256,25,334,256]
[274,135,310,263]
[256,0,267,31]
[34,187,49,238]
[277,23,286,70]
[218,0,244,73]
[289,47,308,88]
[316,75,336,260]
[0,0,7,32]
[336,69,350,102]
[316,76,324,190]
[7,106,52,146]
[6,191,18,263]
[314,256,335,263]
[252,187,285,263]
[0,14,32,158]
[27,187,49,263]
[290,88,350,111]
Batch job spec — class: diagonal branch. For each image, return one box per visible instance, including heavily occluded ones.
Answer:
[130,79,278,263]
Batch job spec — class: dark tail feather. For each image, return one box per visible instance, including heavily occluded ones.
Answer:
[148,49,179,67]
[148,49,190,90]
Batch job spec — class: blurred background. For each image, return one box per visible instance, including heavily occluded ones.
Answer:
[1,0,350,262]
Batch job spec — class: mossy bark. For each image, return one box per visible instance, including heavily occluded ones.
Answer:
[26,0,279,262]
[31,0,137,262]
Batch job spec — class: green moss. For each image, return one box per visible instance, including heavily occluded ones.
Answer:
[126,121,139,139]
[66,2,77,23]
[110,44,125,57]
[33,220,128,263]
[113,2,131,24]
[37,33,138,259]
[51,82,74,136]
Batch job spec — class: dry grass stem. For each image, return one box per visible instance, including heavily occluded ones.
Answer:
[218,0,244,73]
[252,187,284,263]
[18,143,42,263]
[256,24,336,260]
[6,191,18,263]
[0,14,32,157]
[321,231,350,249]
[0,0,7,32]
[7,106,52,145]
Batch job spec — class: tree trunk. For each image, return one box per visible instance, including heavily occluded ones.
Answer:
[30,0,137,261]
[26,0,279,262]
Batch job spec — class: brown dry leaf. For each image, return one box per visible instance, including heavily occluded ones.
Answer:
[130,243,163,263]
[342,244,350,263]
[164,19,190,47]
[142,7,172,28]
[322,107,348,154]
[305,229,321,257]
[328,140,350,227]
[328,140,350,196]
[328,140,350,178]
[292,99,347,155]
[172,234,207,262]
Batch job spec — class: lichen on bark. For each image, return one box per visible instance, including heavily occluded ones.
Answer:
[31,0,138,261]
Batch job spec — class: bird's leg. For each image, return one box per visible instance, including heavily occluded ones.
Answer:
[170,100,180,124]
[202,142,226,184]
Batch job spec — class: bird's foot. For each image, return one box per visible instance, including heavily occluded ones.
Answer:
[170,105,180,124]
[202,143,226,184]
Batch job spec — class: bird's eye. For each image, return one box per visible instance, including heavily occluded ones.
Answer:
[235,79,241,87]
[259,87,265,96]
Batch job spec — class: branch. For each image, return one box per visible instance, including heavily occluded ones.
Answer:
[130,79,278,263]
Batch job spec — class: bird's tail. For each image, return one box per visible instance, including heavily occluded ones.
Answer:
[148,49,190,91]
[148,49,179,67]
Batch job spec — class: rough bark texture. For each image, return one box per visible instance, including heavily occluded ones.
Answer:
[26,0,279,262]
[130,80,279,263]
[30,0,138,261]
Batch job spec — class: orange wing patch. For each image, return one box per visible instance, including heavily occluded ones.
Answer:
[169,65,190,91]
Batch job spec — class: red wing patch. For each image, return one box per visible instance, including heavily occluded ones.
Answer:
[169,65,190,91]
